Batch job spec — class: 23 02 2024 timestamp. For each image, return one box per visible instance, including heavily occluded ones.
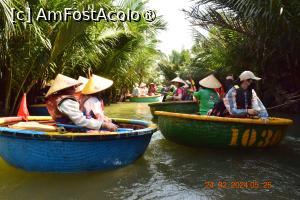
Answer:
[204,181,272,189]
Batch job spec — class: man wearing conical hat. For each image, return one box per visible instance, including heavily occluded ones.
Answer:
[45,74,116,131]
[223,71,268,118]
[193,74,221,115]
[80,74,116,126]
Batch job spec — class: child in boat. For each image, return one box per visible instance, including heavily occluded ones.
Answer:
[45,74,117,131]
[80,74,114,123]
[223,71,268,119]
[166,77,187,101]
[193,74,221,115]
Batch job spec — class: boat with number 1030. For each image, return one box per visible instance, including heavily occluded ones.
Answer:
[154,111,293,148]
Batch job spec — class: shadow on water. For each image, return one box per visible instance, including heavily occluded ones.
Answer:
[0,103,299,200]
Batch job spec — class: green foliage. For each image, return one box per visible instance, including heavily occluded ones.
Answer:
[0,0,165,115]
[185,0,300,110]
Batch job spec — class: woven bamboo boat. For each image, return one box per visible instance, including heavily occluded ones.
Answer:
[29,104,49,116]
[129,95,162,103]
[155,111,293,148]
[0,116,157,173]
[149,101,198,121]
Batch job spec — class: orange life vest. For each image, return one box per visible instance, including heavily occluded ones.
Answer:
[45,95,77,123]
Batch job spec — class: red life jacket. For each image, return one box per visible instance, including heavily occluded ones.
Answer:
[45,95,77,123]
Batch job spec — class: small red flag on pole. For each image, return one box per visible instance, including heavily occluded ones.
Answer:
[17,93,30,121]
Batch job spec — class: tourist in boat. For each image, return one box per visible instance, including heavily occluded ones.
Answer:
[139,83,149,96]
[223,71,269,118]
[80,74,114,123]
[45,74,117,131]
[193,74,221,115]
[183,80,196,100]
[74,76,89,99]
[166,77,187,101]
[209,75,235,117]
[148,83,157,96]
[132,83,140,97]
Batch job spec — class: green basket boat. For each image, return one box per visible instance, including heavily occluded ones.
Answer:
[155,111,293,148]
[129,95,163,103]
[149,101,198,121]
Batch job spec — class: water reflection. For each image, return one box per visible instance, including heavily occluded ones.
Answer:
[0,103,299,199]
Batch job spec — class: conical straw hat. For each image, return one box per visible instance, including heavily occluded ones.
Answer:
[82,74,113,95]
[171,77,186,85]
[45,74,82,97]
[199,74,222,89]
[139,83,147,87]
[75,76,89,93]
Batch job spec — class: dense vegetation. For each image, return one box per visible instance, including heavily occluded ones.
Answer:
[0,0,165,115]
[1,0,299,115]
[159,0,300,112]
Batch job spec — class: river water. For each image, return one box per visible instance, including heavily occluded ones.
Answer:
[0,103,299,199]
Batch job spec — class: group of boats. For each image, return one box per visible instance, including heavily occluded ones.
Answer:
[0,97,293,173]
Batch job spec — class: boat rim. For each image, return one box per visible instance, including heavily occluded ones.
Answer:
[0,116,157,141]
[130,95,162,99]
[149,101,196,106]
[154,111,293,125]
[29,104,47,107]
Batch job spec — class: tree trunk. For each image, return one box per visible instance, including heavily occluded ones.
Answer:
[4,58,12,115]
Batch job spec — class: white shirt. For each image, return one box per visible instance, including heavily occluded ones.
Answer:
[58,99,102,130]
[83,97,104,120]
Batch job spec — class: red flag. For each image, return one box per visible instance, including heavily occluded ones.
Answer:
[17,93,30,121]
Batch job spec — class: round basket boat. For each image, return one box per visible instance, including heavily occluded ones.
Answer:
[129,95,162,103]
[29,104,49,116]
[149,101,198,121]
[0,116,157,173]
[155,111,293,148]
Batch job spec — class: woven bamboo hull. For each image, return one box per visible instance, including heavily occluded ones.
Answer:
[29,104,49,116]
[129,95,162,103]
[155,111,293,148]
[149,101,198,121]
[0,117,157,173]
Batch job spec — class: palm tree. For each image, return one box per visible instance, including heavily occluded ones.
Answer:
[186,0,300,109]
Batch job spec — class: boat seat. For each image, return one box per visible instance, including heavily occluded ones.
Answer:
[9,122,57,132]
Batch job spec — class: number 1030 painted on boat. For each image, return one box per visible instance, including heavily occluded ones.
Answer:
[154,111,293,148]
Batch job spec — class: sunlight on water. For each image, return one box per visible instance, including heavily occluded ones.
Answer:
[0,103,299,199]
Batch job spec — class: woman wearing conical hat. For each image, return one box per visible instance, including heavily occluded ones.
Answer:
[193,74,221,115]
[45,74,117,131]
[148,83,157,96]
[80,74,115,124]
[166,77,187,101]
[138,83,148,96]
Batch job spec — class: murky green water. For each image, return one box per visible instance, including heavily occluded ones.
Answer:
[0,103,299,199]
